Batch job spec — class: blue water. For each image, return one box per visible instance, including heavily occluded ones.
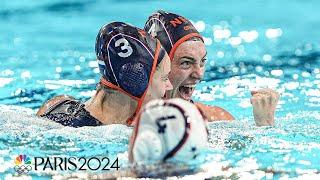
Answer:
[1,0,320,179]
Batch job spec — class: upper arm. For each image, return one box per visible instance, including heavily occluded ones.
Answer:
[36,95,75,116]
[194,102,234,122]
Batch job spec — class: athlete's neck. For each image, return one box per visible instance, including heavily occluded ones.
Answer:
[84,90,137,125]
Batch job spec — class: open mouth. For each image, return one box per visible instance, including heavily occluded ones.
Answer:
[178,84,195,101]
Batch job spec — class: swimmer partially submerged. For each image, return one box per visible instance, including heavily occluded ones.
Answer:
[37,12,280,128]
[144,10,234,121]
[144,10,280,126]
[37,22,172,127]
[56,99,209,178]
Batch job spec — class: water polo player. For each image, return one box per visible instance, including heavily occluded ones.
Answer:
[144,10,234,121]
[144,10,280,126]
[36,22,172,127]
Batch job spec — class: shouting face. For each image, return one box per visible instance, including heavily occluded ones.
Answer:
[167,40,207,101]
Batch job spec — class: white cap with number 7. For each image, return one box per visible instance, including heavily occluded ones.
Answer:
[129,98,208,163]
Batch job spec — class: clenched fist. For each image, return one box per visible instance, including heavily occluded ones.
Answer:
[250,88,280,126]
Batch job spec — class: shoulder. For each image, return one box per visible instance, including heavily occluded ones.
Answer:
[194,102,234,122]
[37,95,102,127]
[36,95,75,116]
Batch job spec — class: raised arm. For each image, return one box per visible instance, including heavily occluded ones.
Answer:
[250,88,280,126]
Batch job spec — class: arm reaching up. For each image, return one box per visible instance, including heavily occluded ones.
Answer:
[250,88,280,126]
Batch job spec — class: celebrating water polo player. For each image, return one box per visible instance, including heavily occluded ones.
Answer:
[36,22,172,127]
[144,10,280,126]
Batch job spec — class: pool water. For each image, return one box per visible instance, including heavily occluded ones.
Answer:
[1,0,320,179]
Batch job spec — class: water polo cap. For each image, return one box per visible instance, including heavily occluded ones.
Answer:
[129,98,208,163]
[144,10,203,60]
[95,22,167,125]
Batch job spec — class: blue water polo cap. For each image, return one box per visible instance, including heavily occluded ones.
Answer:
[95,22,166,99]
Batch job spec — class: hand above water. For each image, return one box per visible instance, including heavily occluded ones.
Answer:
[250,88,280,126]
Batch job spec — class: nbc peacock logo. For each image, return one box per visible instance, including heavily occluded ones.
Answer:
[14,155,32,175]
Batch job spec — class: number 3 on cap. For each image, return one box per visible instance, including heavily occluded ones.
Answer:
[115,38,133,58]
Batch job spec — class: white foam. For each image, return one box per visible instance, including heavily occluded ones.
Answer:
[0,78,14,87]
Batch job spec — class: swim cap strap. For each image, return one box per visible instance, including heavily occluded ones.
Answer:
[100,78,140,101]
[126,40,162,125]
[162,102,191,161]
[169,33,203,60]
[128,111,142,162]
[130,101,192,162]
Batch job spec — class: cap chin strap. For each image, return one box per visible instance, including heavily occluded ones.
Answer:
[161,102,191,161]
[100,40,161,126]
[169,33,203,60]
